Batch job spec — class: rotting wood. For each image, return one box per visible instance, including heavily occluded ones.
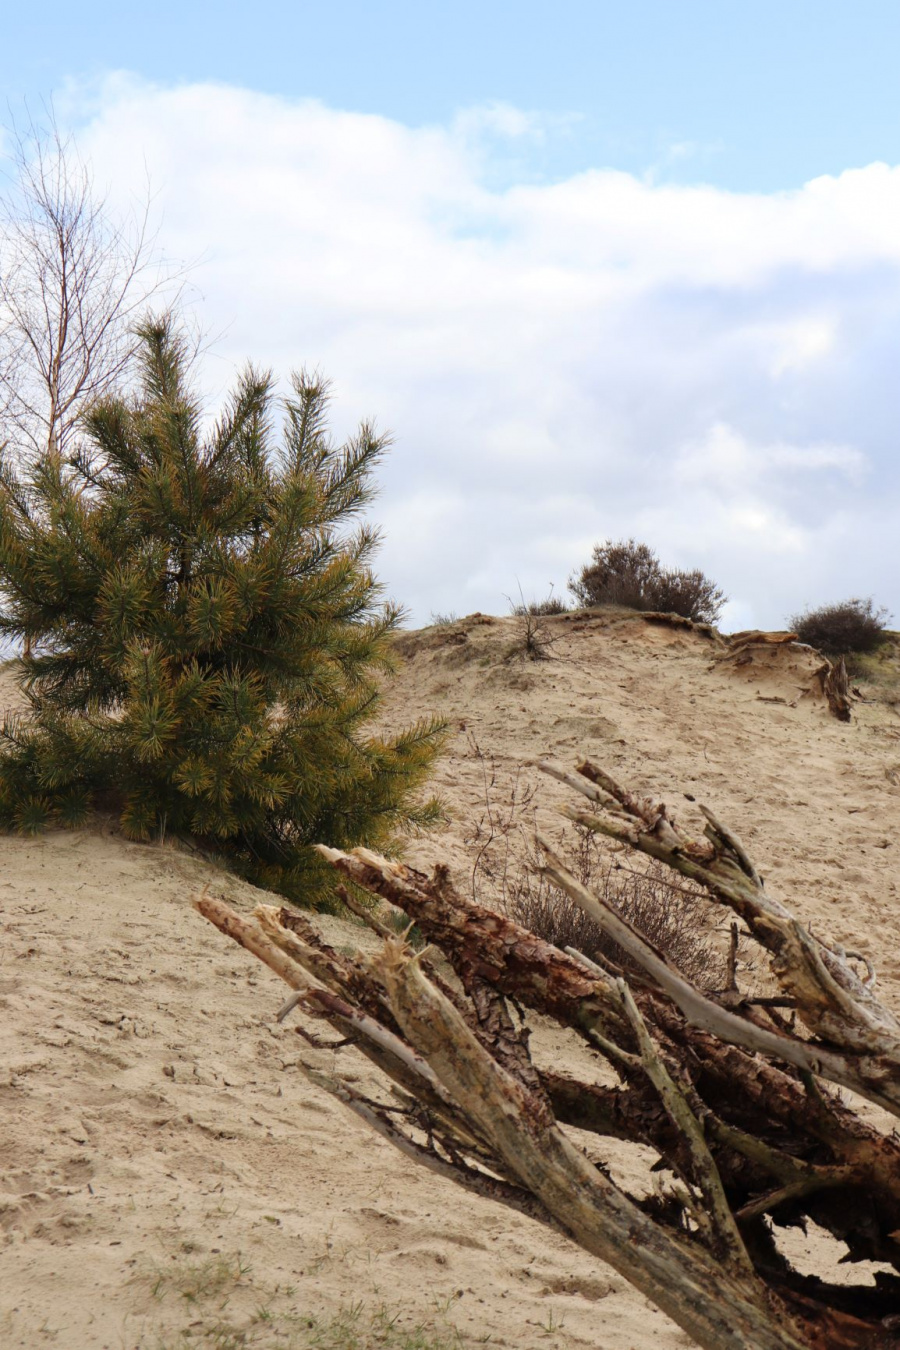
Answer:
[820,656,853,722]
[195,760,900,1349]
[728,631,800,647]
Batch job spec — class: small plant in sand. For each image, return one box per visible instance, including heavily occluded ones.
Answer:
[509,607,557,662]
[509,587,569,617]
[569,537,726,624]
[0,316,442,906]
[144,1249,465,1349]
[504,587,559,661]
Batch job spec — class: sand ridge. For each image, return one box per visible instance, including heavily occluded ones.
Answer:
[2,614,899,1348]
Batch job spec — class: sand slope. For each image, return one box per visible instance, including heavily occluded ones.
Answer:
[2,613,899,1349]
[386,614,900,971]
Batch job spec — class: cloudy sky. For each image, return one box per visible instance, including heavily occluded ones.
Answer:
[3,2,899,628]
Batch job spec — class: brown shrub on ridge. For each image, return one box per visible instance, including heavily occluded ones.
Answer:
[510,595,569,616]
[788,597,890,658]
[568,538,726,624]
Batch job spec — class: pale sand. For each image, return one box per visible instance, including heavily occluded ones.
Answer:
[2,612,899,1348]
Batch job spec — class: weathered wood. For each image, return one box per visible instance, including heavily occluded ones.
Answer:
[728,631,800,646]
[193,894,497,1162]
[820,656,852,722]
[541,831,900,1111]
[374,939,806,1350]
[545,761,900,1115]
[615,977,753,1273]
[195,759,900,1349]
[313,839,900,1267]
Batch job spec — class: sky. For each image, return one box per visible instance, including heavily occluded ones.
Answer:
[2,2,899,627]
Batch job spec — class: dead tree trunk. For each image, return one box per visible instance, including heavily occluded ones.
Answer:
[819,656,853,721]
[195,759,900,1350]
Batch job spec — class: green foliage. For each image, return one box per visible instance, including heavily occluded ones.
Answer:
[568,537,726,624]
[0,317,443,907]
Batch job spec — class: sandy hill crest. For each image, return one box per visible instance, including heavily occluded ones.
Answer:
[2,613,899,1349]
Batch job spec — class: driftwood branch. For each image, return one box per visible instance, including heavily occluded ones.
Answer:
[195,758,900,1350]
[371,939,797,1350]
[545,761,900,1117]
[539,831,900,1114]
[819,657,853,722]
[615,977,752,1273]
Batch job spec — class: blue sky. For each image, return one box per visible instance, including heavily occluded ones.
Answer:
[7,1,900,191]
[2,3,899,626]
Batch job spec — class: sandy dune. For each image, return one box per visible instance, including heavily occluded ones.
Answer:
[2,613,899,1348]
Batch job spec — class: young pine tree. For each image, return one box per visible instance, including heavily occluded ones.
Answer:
[0,317,443,907]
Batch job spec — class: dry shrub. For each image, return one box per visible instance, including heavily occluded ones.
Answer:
[569,538,726,625]
[788,597,890,658]
[646,569,724,625]
[510,593,569,616]
[505,587,564,660]
[508,609,557,662]
[465,742,722,989]
[499,827,723,990]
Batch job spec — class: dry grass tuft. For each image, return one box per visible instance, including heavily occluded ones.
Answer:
[465,743,724,989]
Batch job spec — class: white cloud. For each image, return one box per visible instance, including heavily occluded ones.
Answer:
[763,316,838,377]
[675,423,866,495]
[451,101,579,147]
[57,75,900,627]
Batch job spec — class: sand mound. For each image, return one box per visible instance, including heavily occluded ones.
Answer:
[712,630,834,708]
[3,614,900,1347]
[2,829,658,1349]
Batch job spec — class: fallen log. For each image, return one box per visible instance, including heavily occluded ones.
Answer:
[195,760,900,1349]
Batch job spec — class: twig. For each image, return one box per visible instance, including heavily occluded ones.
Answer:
[704,1115,823,1186]
[298,1062,557,1229]
[336,883,395,941]
[734,1169,852,1223]
[534,758,627,814]
[196,892,455,1111]
[726,922,740,994]
[194,892,311,994]
[563,946,616,983]
[276,991,304,1023]
[699,805,763,887]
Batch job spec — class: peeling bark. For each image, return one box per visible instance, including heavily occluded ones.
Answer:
[195,760,900,1349]
[819,657,853,722]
